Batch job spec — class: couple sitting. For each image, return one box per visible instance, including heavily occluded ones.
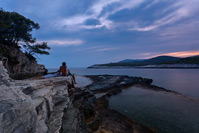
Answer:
[57,62,76,84]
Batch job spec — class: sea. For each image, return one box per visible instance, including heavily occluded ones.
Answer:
[48,68,199,133]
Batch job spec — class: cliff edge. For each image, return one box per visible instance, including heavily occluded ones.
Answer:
[0,44,47,79]
[0,61,156,133]
[0,61,73,132]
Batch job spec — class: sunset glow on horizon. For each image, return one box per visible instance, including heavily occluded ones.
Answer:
[1,0,198,67]
[153,51,199,58]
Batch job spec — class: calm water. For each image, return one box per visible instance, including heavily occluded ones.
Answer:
[48,68,199,132]
[49,68,199,98]
[109,86,199,133]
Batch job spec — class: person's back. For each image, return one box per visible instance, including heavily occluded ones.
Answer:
[57,62,67,76]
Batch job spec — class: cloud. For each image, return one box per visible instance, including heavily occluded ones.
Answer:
[159,51,199,58]
[159,21,199,39]
[84,19,101,25]
[2,0,199,67]
[143,0,159,9]
[137,50,199,59]
[42,39,84,46]
[74,46,117,53]
[89,0,121,16]
[56,0,147,30]
[4,0,198,32]
[130,0,199,31]
[94,47,117,52]
[56,0,198,32]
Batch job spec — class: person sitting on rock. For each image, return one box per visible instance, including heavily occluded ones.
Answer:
[57,63,76,83]
[57,62,67,76]
[40,62,76,83]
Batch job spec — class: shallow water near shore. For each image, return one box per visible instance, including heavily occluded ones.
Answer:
[48,68,199,132]
[49,68,199,98]
[109,86,199,133]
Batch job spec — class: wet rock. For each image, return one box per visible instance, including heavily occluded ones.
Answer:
[89,109,156,133]
[93,95,109,111]
[86,75,153,94]
[70,89,96,132]
[72,90,96,120]
[68,88,156,133]
[134,84,180,94]
[87,95,156,133]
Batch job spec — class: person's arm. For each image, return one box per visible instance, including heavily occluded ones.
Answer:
[66,66,68,76]
[57,67,61,77]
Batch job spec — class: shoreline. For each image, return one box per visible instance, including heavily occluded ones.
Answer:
[87,66,199,69]
[71,75,157,132]
[83,75,199,133]
[82,74,199,101]
[1,58,198,133]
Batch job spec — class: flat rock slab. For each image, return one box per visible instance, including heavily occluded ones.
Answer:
[86,75,152,93]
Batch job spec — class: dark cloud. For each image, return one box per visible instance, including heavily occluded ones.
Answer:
[84,19,101,26]
[1,0,199,67]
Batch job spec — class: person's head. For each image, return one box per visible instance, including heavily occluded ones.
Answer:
[62,62,66,66]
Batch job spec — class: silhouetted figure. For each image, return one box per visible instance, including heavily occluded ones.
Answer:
[57,62,67,76]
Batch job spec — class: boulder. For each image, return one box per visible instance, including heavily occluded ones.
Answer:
[0,44,47,79]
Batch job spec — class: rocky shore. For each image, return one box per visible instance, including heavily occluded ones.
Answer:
[0,61,157,133]
[85,75,152,94]
[0,61,73,133]
[0,45,47,79]
[67,88,156,133]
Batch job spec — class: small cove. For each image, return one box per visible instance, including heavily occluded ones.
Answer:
[48,68,199,132]
[109,86,199,133]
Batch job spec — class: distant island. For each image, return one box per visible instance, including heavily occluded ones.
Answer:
[88,56,199,69]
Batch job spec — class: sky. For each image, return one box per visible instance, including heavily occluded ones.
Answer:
[1,0,199,68]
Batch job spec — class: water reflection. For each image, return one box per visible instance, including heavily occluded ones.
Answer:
[68,68,199,98]
[109,86,199,133]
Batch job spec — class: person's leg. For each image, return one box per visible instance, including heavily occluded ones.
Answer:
[43,73,57,78]
[72,73,77,84]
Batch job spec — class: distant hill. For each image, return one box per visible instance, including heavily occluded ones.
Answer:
[167,56,199,64]
[141,56,180,64]
[88,56,199,68]
[119,59,145,63]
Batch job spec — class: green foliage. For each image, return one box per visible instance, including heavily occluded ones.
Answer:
[29,42,50,55]
[0,9,50,60]
[24,42,51,60]
[0,9,39,45]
